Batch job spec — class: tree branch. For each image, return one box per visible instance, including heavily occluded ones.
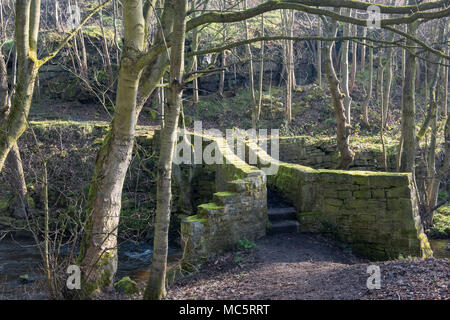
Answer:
[38,0,112,67]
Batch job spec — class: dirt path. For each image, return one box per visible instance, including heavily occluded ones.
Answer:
[166,233,449,300]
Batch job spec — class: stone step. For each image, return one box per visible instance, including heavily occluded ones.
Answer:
[268,220,299,234]
[268,207,297,221]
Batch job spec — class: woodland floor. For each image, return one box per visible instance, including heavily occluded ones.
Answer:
[163,233,449,300]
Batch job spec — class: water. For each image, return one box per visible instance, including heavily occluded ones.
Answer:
[0,237,181,298]
[429,239,450,259]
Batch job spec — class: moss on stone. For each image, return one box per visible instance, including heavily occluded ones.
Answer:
[198,202,224,211]
[214,191,237,197]
[186,214,208,223]
[114,276,139,295]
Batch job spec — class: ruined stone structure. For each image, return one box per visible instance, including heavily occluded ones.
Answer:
[180,137,267,267]
[179,134,433,265]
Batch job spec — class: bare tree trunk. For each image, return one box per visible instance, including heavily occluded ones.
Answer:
[98,0,114,84]
[322,14,354,170]
[423,27,445,223]
[5,144,29,218]
[289,10,296,90]
[444,57,449,119]
[159,78,165,128]
[79,0,147,294]
[350,15,357,90]
[187,0,203,104]
[399,19,419,174]
[192,56,199,103]
[0,0,40,172]
[382,31,394,128]
[340,10,352,126]
[317,17,322,87]
[362,38,373,126]
[218,44,226,98]
[244,0,256,126]
[360,27,366,71]
[442,21,449,118]
[397,25,408,172]
[144,0,187,300]
[257,13,265,122]
[378,53,387,170]
[282,9,293,124]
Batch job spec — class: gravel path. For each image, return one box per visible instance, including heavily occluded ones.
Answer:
[166,233,449,300]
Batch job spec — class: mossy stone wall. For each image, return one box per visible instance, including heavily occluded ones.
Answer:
[273,136,447,192]
[181,137,267,266]
[251,144,433,260]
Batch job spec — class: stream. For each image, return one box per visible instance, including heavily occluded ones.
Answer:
[0,236,181,299]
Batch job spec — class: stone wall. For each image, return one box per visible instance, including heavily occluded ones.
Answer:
[277,136,396,170]
[274,136,448,195]
[249,144,433,261]
[180,136,267,267]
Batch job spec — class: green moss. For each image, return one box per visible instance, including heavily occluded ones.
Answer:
[198,202,224,210]
[114,276,138,295]
[186,214,208,223]
[214,191,237,197]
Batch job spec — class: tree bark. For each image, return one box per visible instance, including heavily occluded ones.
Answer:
[362,39,373,126]
[257,13,265,122]
[243,0,256,127]
[0,0,40,173]
[79,0,146,294]
[322,14,354,170]
[340,9,352,125]
[144,0,187,300]
[317,17,322,87]
[399,19,419,174]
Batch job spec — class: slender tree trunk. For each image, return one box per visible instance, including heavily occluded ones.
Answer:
[399,19,419,174]
[289,10,296,90]
[5,144,29,218]
[192,56,199,103]
[282,9,293,124]
[218,45,226,98]
[244,0,256,127]
[0,0,40,173]
[360,27,366,71]
[442,22,449,118]
[340,10,352,126]
[98,0,114,84]
[378,54,387,170]
[317,18,322,87]
[322,15,354,170]
[350,16,357,90]
[187,0,203,104]
[257,13,264,122]
[382,31,394,128]
[79,0,147,294]
[423,28,445,222]
[362,39,373,126]
[397,25,408,172]
[144,0,187,300]
[444,57,449,119]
